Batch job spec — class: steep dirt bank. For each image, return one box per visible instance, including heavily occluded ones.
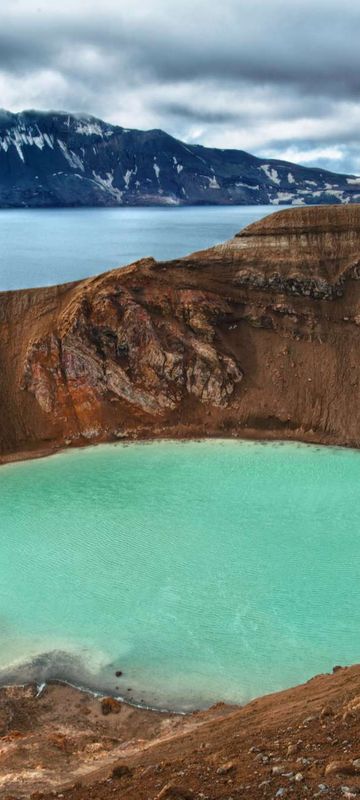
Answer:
[3,665,360,798]
[2,204,360,461]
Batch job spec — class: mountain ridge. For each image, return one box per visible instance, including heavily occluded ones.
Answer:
[1,109,360,207]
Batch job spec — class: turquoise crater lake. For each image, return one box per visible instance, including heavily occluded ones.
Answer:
[1,440,360,711]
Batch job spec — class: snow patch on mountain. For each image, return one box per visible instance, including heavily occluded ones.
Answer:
[325,189,348,201]
[58,141,85,172]
[260,164,281,185]
[0,126,55,162]
[153,160,160,180]
[124,168,137,188]
[271,191,296,204]
[92,171,123,202]
[75,120,113,137]
[235,181,259,190]
[208,175,220,189]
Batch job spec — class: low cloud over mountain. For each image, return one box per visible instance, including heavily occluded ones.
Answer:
[1,1,360,174]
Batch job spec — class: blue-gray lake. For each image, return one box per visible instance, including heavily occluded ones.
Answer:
[0,205,285,291]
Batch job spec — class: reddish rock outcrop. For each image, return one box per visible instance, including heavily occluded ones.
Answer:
[2,204,360,460]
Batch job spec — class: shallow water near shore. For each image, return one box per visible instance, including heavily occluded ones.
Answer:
[1,439,360,711]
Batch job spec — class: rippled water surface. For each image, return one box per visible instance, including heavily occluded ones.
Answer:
[0,205,286,290]
[1,440,360,711]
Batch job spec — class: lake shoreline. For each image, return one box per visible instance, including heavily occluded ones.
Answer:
[2,664,360,798]
[1,425,359,470]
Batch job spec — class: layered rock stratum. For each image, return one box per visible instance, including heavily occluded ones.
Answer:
[1,109,360,206]
[2,203,360,461]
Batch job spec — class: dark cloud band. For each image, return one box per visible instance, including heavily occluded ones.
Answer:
[1,0,360,174]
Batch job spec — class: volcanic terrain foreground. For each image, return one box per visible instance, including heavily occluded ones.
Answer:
[3,665,360,798]
[2,204,360,458]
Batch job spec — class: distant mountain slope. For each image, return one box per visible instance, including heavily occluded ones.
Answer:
[1,109,360,208]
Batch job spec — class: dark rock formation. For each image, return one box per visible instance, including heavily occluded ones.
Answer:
[2,204,360,461]
[1,109,360,207]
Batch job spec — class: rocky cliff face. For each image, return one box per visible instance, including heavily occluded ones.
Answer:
[1,109,360,207]
[2,204,360,460]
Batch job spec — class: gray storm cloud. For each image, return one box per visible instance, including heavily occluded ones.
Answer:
[1,0,360,173]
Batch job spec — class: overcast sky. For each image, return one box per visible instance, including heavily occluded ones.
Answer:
[1,0,360,174]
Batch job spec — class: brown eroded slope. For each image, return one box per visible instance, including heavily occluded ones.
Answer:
[2,203,360,460]
[3,665,360,799]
